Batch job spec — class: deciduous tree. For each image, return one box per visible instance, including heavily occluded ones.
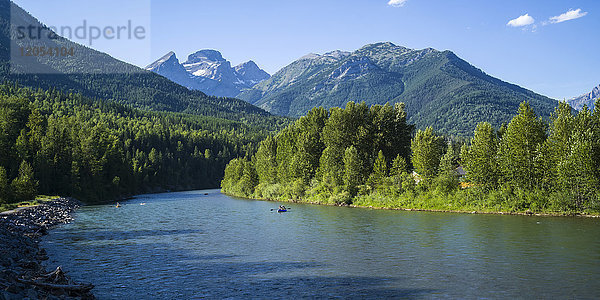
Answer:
[497,102,546,189]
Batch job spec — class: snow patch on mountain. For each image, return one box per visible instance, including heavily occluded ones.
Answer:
[146,50,270,98]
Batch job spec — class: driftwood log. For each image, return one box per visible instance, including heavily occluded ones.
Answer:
[16,279,94,292]
[16,266,95,292]
[40,266,68,283]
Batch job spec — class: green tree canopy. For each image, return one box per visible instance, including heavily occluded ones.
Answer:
[343,146,362,197]
[390,154,408,178]
[411,127,444,178]
[11,160,37,202]
[497,102,546,190]
[367,150,387,188]
[462,122,499,189]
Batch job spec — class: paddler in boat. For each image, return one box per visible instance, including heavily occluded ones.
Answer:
[116,202,121,208]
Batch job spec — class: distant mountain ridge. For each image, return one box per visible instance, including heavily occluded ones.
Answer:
[146,50,270,98]
[567,84,599,111]
[237,42,559,135]
[1,1,560,136]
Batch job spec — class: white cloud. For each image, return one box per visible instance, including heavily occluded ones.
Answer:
[549,8,588,24]
[388,0,408,7]
[507,14,535,27]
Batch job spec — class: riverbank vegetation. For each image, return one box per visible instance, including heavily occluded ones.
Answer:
[0,83,287,204]
[0,195,58,213]
[222,101,600,215]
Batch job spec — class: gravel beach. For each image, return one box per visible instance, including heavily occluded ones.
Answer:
[0,198,94,300]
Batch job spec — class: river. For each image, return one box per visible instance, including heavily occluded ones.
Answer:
[41,189,600,299]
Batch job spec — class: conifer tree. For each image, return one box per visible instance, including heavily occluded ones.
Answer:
[11,160,37,202]
[275,127,298,183]
[557,129,598,209]
[542,102,575,188]
[390,154,408,178]
[437,141,460,192]
[411,127,443,178]
[0,166,10,204]
[318,146,344,186]
[462,122,499,189]
[343,146,361,197]
[439,141,457,175]
[239,159,258,197]
[254,136,278,184]
[367,150,387,188]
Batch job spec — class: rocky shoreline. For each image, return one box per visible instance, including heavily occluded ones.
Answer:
[0,198,94,300]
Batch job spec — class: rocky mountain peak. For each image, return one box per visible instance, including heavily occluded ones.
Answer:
[182,50,232,80]
[185,50,226,64]
[234,61,270,84]
[234,60,259,73]
[590,85,600,98]
[145,51,180,72]
[568,83,600,111]
[373,41,397,48]
[146,50,270,98]
[359,42,404,51]
[299,53,321,60]
[323,50,351,60]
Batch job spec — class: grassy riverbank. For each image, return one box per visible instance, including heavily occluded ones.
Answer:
[223,186,600,217]
[351,190,600,217]
[0,196,60,213]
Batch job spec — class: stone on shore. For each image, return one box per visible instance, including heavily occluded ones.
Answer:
[0,198,95,299]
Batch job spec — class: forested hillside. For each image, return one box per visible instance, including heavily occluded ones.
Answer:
[0,0,271,123]
[238,42,559,135]
[0,0,297,207]
[0,83,287,205]
[222,101,600,214]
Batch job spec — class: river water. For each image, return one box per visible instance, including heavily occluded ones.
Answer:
[41,190,600,299]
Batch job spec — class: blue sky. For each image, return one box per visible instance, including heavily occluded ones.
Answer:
[13,0,600,100]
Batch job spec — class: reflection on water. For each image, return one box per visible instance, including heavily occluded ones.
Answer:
[42,190,600,298]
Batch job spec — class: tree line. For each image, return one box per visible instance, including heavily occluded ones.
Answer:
[222,101,600,214]
[0,83,283,204]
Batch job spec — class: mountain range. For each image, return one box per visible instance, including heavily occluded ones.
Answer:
[0,0,273,124]
[2,0,566,136]
[238,42,559,135]
[146,50,270,98]
[567,84,599,111]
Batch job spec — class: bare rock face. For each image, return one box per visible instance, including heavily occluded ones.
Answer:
[146,50,270,98]
[567,84,600,111]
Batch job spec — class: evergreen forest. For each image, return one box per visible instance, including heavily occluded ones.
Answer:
[0,82,288,205]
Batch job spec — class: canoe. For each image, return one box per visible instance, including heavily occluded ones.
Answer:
[277,209,287,213]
